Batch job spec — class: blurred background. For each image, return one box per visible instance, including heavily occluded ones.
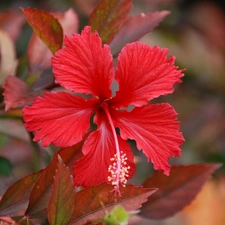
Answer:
[0,0,225,224]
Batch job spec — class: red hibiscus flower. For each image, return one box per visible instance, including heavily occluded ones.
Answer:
[23,26,184,194]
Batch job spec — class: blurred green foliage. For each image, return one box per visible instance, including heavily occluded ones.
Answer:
[0,156,12,176]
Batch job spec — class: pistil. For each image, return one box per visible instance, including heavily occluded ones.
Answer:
[101,102,129,197]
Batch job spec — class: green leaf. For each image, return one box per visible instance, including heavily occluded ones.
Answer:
[0,157,12,176]
[0,171,42,216]
[21,7,63,54]
[25,140,84,218]
[89,0,132,44]
[104,206,130,225]
[47,155,76,225]
[139,163,221,219]
[0,108,23,119]
[68,183,156,225]
[16,55,28,80]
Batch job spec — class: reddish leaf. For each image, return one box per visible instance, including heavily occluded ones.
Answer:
[2,76,39,111]
[0,171,41,217]
[139,163,221,219]
[74,0,96,16]
[27,33,53,74]
[27,8,78,73]
[25,140,84,218]
[110,11,170,55]
[21,8,63,54]
[89,0,132,44]
[0,10,25,40]
[56,8,79,36]
[47,156,76,225]
[68,184,156,225]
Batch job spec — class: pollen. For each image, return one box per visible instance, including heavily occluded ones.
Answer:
[108,151,130,188]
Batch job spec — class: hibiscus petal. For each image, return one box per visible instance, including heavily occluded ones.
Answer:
[110,42,184,108]
[111,103,184,175]
[73,112,135,187]
[52,26,114,101]
[23,92,97,147]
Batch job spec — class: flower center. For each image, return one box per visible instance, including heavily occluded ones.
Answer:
[101,102,129,197]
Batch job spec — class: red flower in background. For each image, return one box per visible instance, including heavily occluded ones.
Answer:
[23,26,184,194]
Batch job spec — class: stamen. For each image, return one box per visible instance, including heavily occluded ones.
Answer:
[108,152,130,188]
[102,103,129,197]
